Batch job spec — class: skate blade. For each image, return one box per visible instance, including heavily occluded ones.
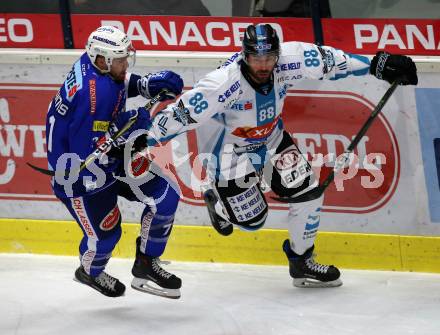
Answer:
[293,277,343,288]
[73,277,125,297]
[131,277,181,299]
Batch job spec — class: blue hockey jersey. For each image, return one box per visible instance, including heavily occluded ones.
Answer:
[46,52,145,198]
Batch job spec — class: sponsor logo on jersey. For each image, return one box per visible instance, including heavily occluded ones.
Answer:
[232,115,280,140]
[278,84,289,99]
[218,80,240,102]
[92,121,109,132]
[66,71,78,99]
[64,61,83,102]
[275,147,301,170]
[227,185,267,223]
[275,62,301,73]
[303,210,320,240]
[277,74,303,83]
[81,63,87,76]
[72,198,95,237]
[130,152,151,177]
[140,211,155,244]
[230,100,253,111]
[221,52,240,68]
[157,115,169,136]
[89,79,96,114]
[99,205,121,231]
[112,90,125,117]
[53,91,68,115]
[233,142,265,154]
[273,145,313,190]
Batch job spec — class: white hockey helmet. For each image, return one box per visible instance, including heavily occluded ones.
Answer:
[86,26,136,72]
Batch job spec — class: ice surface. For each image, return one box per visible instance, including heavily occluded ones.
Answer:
[1,254,439,335]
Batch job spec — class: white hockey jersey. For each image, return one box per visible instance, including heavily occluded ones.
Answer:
[149,41,371,180]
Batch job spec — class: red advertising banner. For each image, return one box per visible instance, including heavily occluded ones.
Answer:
[0,83,56,200]
[0,84,399,213]
[70,15,314,51]
[323,18,440,56]
[0,14,438,55]
[0,14,64,48]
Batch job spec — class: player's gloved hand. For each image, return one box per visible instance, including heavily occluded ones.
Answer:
[370,51,418,85]
[145,71,183,99]
[110,107,152,177]
[96,107,151,159]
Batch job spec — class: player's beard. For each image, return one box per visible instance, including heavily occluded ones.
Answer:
[110,70,126,83]
[248,68,272,84]
[254,70,271,82]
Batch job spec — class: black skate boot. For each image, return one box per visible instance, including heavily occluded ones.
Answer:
[131,237,182,299]
[203,189,233,236]
[74,266,126,297]
[282,239,342,288]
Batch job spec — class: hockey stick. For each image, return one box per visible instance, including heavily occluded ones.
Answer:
[272,79,401,203]
[27,88,173,177]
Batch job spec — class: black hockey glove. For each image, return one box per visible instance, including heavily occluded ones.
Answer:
[370,51,418,85]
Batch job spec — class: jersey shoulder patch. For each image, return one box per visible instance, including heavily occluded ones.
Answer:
[64,60,84,102]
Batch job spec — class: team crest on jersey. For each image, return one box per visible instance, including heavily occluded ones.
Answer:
[99,205,121,231]
[172,100,197,126]
[318,47,335,74]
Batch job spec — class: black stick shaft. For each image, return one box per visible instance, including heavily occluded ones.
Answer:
[273,80,401,203]
[319,80,400,192]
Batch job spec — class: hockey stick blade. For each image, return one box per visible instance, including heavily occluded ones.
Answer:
[26,89,173,177]
[272,80,401,204]
[27,162,55,176]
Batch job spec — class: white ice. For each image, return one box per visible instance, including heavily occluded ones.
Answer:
[1,254,440,335]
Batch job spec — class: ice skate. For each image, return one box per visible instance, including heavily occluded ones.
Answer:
[74,266,126,297]
[282,239,342,288]
[131,237,181,299]
[203,189,233,236]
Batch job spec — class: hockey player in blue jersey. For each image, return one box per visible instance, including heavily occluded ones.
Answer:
[46,26,184,298]
[145,24,418,288]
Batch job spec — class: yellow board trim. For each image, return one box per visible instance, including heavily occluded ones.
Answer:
[1,218,439,273]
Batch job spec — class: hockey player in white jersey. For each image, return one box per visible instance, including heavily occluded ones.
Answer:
[146,24,418,288]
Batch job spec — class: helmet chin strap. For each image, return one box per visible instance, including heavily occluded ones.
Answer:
[104,57,113,73]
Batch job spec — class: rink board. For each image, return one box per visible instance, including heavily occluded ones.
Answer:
[1,218,439,273]
[1,51,440,273]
